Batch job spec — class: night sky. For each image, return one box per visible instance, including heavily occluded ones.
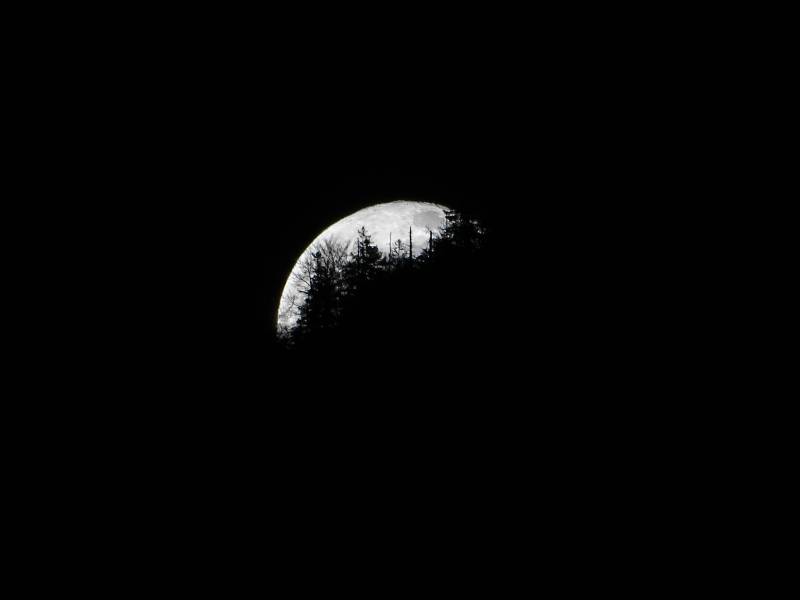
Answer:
[55,22,706,570]
[143,125,667,380]
[112,71,686,441]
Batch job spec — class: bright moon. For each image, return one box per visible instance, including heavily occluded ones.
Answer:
[277,200,449,332]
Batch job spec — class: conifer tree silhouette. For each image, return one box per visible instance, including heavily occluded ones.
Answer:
[293,237,349,342]
[345,227,383,288]
[284,209,488,352]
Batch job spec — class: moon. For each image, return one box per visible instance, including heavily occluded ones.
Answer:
[277,200,450,333]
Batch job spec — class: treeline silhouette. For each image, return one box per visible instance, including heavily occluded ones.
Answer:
[277,209,495,374]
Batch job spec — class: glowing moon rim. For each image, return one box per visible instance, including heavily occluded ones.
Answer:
[277,200,450,333]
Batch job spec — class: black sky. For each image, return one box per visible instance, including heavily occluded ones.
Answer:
[133,107,671,378]
[100,43,695,436]
[43,18,717,570]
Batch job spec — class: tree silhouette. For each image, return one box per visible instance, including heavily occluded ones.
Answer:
[283,209,489,354]
[387,238,407,268]
[343,226,384,294]
[292,237,349,343]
